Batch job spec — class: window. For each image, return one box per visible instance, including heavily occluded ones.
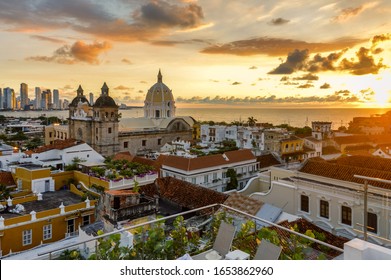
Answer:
[67,219,75,234]
[23,229,32,246]
[82,215,90,226]
[213,173,217,180]
[43,224,52,240]
[108,127,112,134]
[142,140,147,146]
[204,175,209,183]
[341,206,352,226]
[158,139,162,145]
[367,212,377,233]
[124,141,128,148]
[49,132,52,137]
[320,200,329,219]
[191,178,196,184]
[300,195,309,213]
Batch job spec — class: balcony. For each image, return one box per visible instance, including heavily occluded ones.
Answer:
[36,204,351,260]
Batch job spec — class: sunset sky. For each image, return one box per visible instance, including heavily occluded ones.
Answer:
[0,0,390,107]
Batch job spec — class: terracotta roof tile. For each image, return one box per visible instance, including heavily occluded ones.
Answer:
[26,139,83,155]
[223,192,263,216]
[0,171,15,186]
[162,149,256,171]
[140,177,228,213]
[257,153,281,168]
[112,152,135,162]
[333,135,369,145]
[300,157,391,189]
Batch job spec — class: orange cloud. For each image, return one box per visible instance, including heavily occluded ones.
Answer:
[201,37,364,56]
[27,40,111,65]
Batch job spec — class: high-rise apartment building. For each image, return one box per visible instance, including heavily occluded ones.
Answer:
[53,89,59,109]
[89,92,94,105]
[3,87,15,110]
[35,87,42,109]
[20,83,28,110]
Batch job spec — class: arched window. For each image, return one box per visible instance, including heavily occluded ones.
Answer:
[167,110,170,117]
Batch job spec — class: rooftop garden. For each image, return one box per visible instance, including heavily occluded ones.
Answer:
[59,209,345,260]
[89,158,156,181]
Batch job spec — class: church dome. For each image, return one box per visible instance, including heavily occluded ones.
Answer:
[70,85,90,107]
[94,95,117,108]
[144,70,176,119]
[145,70,175,105]
[94,82,118,108]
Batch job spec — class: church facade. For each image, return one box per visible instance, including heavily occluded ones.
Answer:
[68,71,194,157]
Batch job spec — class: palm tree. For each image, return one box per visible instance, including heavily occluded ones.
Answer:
[247,116,257,127]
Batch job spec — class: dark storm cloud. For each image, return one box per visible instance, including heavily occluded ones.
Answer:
[268,49,309,74]
[137,1,204,28]
[297,83,314,89]
[293,73,319,81]
[372,33,391,45]
[269,18,290,25]
[0,0,206,42]
[306,49,347,72]
[269,33,388,76]
[27,40,111,64]
[201,37,364,56]
[339,47,386,75]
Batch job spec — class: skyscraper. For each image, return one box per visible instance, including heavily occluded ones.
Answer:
[20,83,28,110]
[53,89,59,109]
[3,88,15,110]
[35,87,41,109]
[89,92,94,105]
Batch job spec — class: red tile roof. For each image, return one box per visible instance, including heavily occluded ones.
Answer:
[333,135,369,145]
[0,171,15,186]
[257,153,281,168]
[223,192,263,216]
[26,139,83,155]
[140,177,228,213]
[162,149,256,171]
[300,157,391,189]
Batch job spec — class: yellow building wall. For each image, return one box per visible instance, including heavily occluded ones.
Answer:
[1,207,96,255]
[52,171,75,190]
[74,171,110,189]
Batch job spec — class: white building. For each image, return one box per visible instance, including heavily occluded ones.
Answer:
[303,136,322,158]
[161,149,259,192]
[0,139,104,171]
[241,156,391,247]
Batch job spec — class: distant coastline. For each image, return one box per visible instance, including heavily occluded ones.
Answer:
[0,107,389,129]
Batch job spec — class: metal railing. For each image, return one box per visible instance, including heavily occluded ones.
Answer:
[36,203,344,260]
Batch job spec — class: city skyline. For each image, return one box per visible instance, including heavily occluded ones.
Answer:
[0,0,390,108]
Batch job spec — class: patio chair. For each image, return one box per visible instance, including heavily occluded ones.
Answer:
[192,221,236,260]
[253,239,282,260]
